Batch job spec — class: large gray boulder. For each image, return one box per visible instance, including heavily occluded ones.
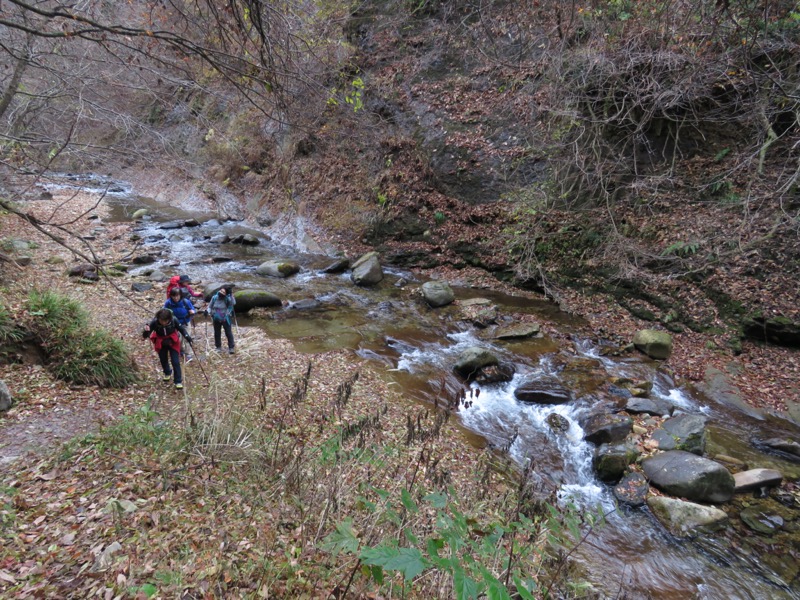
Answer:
[256,259,300,278]
[633,329,673,360]
[233,289,282,313]
[0,380,12,412]
[350,252,384,286]
[642,450,735,503]
[453,347,499,379]
[514,376,572,405]
[421,281,455,307]
[647,496,729,537]
[651,413,707,455]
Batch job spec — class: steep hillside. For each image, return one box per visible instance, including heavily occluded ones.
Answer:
[225,0,800,412]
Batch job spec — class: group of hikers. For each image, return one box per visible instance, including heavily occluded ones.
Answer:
[141,275,237,389]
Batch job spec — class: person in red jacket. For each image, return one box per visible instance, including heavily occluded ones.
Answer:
[166,275,203,300]
[142,308,192,390]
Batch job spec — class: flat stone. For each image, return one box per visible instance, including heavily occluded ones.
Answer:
[733,468,783,493]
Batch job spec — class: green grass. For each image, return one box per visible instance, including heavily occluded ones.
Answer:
[0,303,24,344]
[26,289,138,387]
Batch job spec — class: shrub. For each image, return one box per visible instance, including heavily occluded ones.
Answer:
[26,289,138,387]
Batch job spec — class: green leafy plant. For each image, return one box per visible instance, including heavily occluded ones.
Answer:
[322,483,601,598]
[434,210,446,225]
[661,240,699,257]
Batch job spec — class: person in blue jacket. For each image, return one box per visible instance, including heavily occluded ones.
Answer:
[164,287,196,360]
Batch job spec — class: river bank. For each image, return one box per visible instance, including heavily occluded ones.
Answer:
[1,184,799,598]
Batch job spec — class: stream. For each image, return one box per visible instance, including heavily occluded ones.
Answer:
[48,174,800,599]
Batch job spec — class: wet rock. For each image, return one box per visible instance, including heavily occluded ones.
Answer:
[647,496,729,537]
[739,506,785,534]
[212,256,233,263]
[256,259,301,278]
[159,221,184,230]
[131,208,149,219]
[458,298,497,327]
[651,413,707,455]
[0,380,12,412]
[514,376,572,405]
[643,450,735,503]
[625,397,674,417]
[453,347,499,380]
[593,442,639,483]
[494,323,540,339]
[473,362,515,384]
[231,233,260,245]
[320,258,350,274]
[131,254,157,265]
[184,219,201,227]
[131,283,153,293]
[546,412,570,433]
[209,234,230,244]
[582,413,633,445]
[633,329,673,360]
[233,289,282,312]
[733,468,783,493]
[350,252,384,286]
[287,299,321,311]
[758,437,800,460]
[421,281,455,308]
[614,472,649,507]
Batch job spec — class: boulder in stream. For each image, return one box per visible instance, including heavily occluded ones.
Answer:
[733,468,783,493]
[642,450,735,503]
[593,442,640,483]
[633,329,673,360]
[256,259,300,278]
[493,322,541,340]
[233,289,282,313]
[582,413,633,444]
[514,376,572,405]
[350,252,384,286]
[614,472,649,507]
[647,496,729,537]
[651,413,707,455]
[453,347,499,379]
[421,281,454,308]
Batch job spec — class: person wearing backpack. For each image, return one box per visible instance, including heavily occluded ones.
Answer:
[142,308,193,390]
[177,274,203,301]
[207,284,236,354]
[164,288,196,361]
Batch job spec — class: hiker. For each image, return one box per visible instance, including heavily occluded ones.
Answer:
[166,274,203,300]
[142,308,193,390]
[164,287,196,361]
[178,274,203,301]
[207,283,236,354]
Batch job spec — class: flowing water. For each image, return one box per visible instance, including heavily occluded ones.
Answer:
[49,175,800,599]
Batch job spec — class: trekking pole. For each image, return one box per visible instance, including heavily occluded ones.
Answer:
[232,310,240,335]
[187,339,211,385]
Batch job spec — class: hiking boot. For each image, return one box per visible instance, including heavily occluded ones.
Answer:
[186,355,194,363]
[175,383,184,390]
[228,347,236,355]
[162,374,171,382]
